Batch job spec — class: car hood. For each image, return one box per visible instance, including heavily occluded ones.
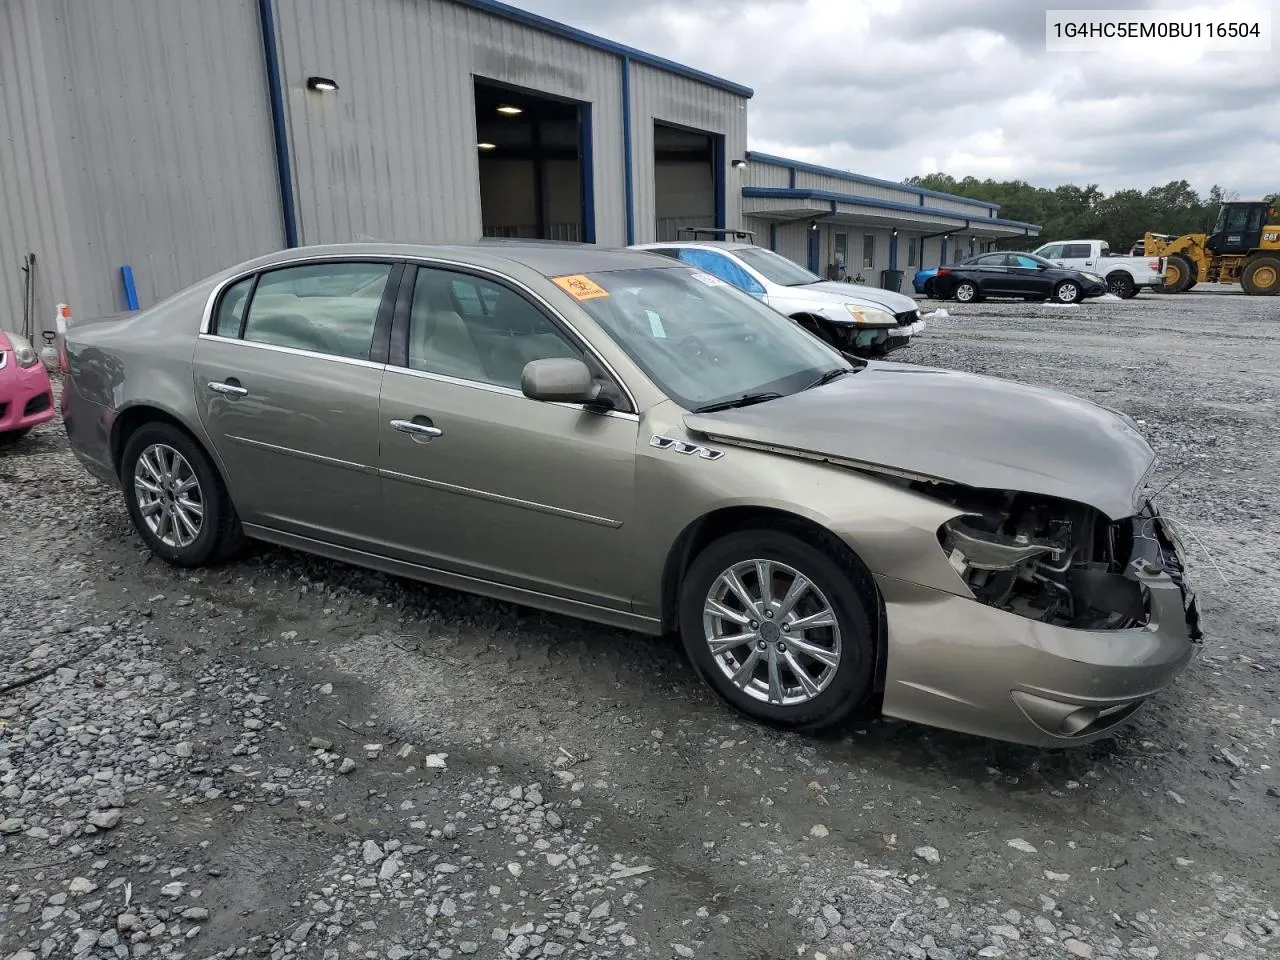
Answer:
[781,281,919,314]
[683,361,1157,520]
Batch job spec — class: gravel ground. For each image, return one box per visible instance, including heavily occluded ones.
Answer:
[2,284,1278,960]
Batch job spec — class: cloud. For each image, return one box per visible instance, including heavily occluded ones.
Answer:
[507,0,1280,197]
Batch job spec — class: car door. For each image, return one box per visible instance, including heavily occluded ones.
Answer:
[1005,254,1047,295]
[965,254,1011,294]
[192,258,398,547]
[375,263,640,611]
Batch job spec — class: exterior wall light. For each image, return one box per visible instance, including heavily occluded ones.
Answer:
[306,76,339,92]
[731,159,747,169]
[477,142,497,150]
[496,105,523,116]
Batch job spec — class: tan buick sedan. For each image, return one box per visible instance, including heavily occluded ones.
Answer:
[61,242,1201,746]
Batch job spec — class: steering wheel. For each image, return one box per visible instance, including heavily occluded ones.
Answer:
[679,335,708,358]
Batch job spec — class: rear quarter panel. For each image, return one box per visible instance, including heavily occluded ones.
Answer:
[65,281,217,474]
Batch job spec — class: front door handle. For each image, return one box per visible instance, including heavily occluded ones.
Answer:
[390,419,443,438]
[208,380,248,398]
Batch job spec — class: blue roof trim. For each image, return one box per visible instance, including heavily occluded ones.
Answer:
[747,151,1001,211]
[452,0,754,98]
[742,187,1041,233]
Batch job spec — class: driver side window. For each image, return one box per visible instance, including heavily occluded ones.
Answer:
[240,262,392,361]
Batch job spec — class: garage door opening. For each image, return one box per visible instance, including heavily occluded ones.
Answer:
[475,79,591,242]
[654,122,723,241]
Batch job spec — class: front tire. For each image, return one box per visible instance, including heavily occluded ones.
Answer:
[678,528,876,732]
[121,422,244,567]
[953,280,979,303]
[1158,254,1195,293]
[1054,280,1082,304]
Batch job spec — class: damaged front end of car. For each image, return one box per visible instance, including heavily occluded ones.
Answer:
[862,473,1203,745]
[931,485,1201,640]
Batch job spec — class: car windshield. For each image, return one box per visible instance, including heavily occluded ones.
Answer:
[559,266,853,411]
[731,247,823,286]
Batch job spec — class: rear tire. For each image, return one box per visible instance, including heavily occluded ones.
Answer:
[678,527,876,732]
[1241,255,1280,295]
[1106,272,1137,299]
[1158,254,1195,293]
[120,422,245,567]
[953,281,979,303]
[922,278,937,298]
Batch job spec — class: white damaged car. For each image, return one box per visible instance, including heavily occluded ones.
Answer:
[631,240,925,357]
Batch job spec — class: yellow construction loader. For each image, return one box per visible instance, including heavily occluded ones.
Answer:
[1144,200,1280,295]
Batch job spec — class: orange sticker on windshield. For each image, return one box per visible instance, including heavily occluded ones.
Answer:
[552,274,610,301]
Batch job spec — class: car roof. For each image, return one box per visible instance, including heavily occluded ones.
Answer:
[229,240,678,278]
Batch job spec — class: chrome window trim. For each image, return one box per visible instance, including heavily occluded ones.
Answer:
[196,333,389,372]
[199,253,408,336]
[0,350,7,371]
[198,250,643,416]
[382,363,641,423]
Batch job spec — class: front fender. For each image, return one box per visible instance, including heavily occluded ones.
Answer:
[630,406,971,618]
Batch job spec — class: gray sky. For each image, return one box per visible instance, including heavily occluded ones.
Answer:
[508,0,1280,197]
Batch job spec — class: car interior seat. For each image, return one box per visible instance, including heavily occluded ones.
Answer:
[409,277,488,380]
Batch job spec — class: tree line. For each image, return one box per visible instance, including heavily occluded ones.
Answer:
[904,173,1280,251]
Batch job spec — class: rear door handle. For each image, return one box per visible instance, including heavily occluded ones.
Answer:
[390,419,443,438]
[208,380,248,398]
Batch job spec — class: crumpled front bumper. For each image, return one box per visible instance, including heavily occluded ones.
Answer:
[854,320,926,353]
[877,509,1201,747]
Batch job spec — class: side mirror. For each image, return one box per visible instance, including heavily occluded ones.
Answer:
[521,357,608,406]
[1037,263,1049,270]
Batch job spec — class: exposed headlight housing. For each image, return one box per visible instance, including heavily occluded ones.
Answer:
[939,516,1063,574]
[6,333,40,368]
[844,305,896,326]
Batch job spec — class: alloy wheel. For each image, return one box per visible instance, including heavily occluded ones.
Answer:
[955,283,976,302]
[702,559,842,706]
[134,443,204,548]
[1057,282,1080,303]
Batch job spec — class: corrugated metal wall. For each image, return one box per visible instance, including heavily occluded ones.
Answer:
[745,161,790,189]
[272,0,628,246]
[628,61,747,245]
[0,0,80,336]
[748,219,810,268]
[793,169,919,207]
[37,0,283,318]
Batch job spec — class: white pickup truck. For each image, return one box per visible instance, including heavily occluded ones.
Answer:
[1031,239,1166,299]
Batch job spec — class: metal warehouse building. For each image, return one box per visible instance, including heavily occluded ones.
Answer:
[741,154,1041,285]
[2,0,1034,334]
[2,0,750,326]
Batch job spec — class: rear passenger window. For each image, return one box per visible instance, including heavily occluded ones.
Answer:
[241,262,392,361]
[212,276,254,337]
[1061,243,1093,259]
